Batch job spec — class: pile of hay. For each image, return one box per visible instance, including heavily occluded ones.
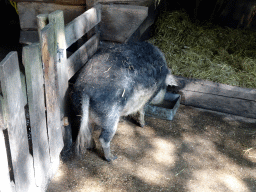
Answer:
[149,10,256,88]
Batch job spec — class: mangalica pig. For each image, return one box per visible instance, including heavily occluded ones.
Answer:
[70,42,177,161]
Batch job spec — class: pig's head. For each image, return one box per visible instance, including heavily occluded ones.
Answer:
[150,69,177,105]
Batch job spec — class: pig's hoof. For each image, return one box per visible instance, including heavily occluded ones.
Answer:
[105,155,117,162]
[139,121,145,127]
[102,147,117,162]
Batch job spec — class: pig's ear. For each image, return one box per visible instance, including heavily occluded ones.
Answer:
[165,69,178,86]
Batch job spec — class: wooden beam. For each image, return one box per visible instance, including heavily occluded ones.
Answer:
[176,76,256,101]
[99,4,148,43]
[176,76,256,119]
[67,33,99,79]
[19,30,39,45]
[65,4,101,47]
[17,2,86,30]
[14,0,87,5]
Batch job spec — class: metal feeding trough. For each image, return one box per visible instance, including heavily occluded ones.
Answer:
[145,92,181,121]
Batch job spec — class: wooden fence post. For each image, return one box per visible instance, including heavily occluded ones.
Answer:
[48,10,72,150]
[39,23,64,163]
[23,43,51,188]
[0,52,36,192]
[37,14,48,44]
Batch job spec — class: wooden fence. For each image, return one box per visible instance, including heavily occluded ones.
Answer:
[0,4,101,192]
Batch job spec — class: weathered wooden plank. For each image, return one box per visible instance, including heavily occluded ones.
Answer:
[39,24,63,162]
[89,0,155,7]
[37,14,49,28]
[0,130,14,192]
[181,90,256,119]
[65,4,101,48]
[99,4,148,43]
[86,0,95,9]
[0,97,14,191]
[176,76,256,119]
[67,33,99,79]
[48,10,73,150]
[17,2,86,30]
[127,3,157,42]
[23,43,51,187]
[19,30,39,45]
[0,98,4,131]
[14,0,87,5]
[48,10,68,118]
[15,0,154,6]
[176,76,256,101]
[37,14,49,46]
[19,74,28,110]
[0,52,36,192]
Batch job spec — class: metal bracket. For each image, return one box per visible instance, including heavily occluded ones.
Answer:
[57,43,64,63]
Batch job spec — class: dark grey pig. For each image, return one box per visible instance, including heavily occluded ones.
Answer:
[70,42,177,161]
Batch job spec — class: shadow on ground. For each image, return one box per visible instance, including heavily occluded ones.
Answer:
[47,105,256,192]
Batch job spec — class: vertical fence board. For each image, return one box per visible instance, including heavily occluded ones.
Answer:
[0,96,14,192]
[37,14,49,44]
[0,52,36,192]
[0,130,14,192]
[39,24,64,163]
[0,98,4,130]
[23,43,51,188]
[49,10,68,119]
[49,10,73,150]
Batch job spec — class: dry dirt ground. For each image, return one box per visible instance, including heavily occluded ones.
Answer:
[47,105,256,192]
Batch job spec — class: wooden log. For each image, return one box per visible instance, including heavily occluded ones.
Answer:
[0,52,36,191]
[23,43,51,187]
[39,24,64,163]
[176,76,256,119]
[99,4,148,43]
[67,33,99,79]
[17,2,86,30]
[65,4,101,48]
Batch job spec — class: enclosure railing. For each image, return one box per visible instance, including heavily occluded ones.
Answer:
[0,4,101,192]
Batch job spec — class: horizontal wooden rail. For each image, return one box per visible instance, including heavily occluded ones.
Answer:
[65,4,101,48]
[67,33,99,79]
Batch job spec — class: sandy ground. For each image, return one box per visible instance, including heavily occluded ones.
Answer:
[47,105,256,192]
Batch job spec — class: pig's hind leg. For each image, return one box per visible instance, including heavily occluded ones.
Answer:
[98,112,120,162]
[130,107,146,127]
[76,95,96,156]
